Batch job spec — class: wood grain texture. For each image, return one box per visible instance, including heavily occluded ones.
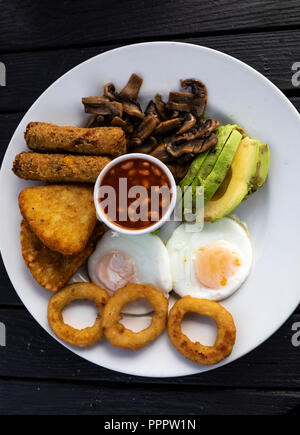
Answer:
[0,308,299,388]
[0,30,299,113]
[0,378,299,415]
[0,0,299,52]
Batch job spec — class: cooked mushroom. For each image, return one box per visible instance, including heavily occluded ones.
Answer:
[104,82,118,100]
[154,118,182,136]
[180,78,207,97]
[176,113,196,135]
[174,119,220,143]
[145,100,160,122]
[111,116,128,129]
[82,96,123,117]
[131,136,158,154]
[131,115,158,142]
[119,73,143,101]
[181,78,207,118]
[150,143,171,162]
[122,101,144,119]
[166,134,217,158]
[166,79,207,118]
[166,162,190,180]
[155,94,169,120]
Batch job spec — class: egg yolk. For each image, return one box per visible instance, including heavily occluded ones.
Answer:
[96,251,136,294]
[194,241,241,289]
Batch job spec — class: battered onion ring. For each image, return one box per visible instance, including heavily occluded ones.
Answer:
[47,282,109,348]
[168,297,236,365]
[102,283,168,350]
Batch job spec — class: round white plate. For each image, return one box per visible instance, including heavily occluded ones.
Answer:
[1,42,300,378]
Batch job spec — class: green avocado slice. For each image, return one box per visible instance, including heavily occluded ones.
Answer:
[197,124,243,182]
[253,143,270,189]
[179,150,209,189]
[200,128,243,203]
[179,124,238,190]
[204,137,260,221]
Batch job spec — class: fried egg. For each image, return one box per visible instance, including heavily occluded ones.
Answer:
[166,217,252,300]
[88,230,172,314]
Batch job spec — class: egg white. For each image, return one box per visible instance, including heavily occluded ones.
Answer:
[88,230,172,314]
[166,217,253,300]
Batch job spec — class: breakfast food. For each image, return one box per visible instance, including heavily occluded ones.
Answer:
[13,152,111,183]
[168,297,236,364]
[166,218,252,300]
[102,284,168,350]
[21,220,104,291]
[48,282,110,347]
[10,72,271,369]
[88,231,172,313]
[98,155,173,231]
[18,184,97,255]
[25,122,126,157]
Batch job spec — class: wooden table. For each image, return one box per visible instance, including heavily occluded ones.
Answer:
[0,0,299,415]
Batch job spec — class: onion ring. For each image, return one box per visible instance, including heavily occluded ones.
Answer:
[168,296,236,365]
[102,283,168,350]
[47,282,109,348]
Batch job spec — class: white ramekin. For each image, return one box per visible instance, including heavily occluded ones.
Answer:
[94,153,177,235]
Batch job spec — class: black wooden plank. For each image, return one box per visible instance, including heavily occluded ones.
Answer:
[0,0,300,52]
[1,29,299,113]
[0,378,299,415]
[0,307,299,387]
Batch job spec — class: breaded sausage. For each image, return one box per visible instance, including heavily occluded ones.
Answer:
[13,152,111,183]
[25,122,126,157]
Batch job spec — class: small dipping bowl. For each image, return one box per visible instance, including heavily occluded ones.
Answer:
[94,153,177,235]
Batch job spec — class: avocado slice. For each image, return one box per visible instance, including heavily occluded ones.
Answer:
[179,150,209,189]
[200,128,243,203]
[252,143,270,190]
[204,136,260,221]
[243,143,270,200]
[179,124,240,189]
[197,124,243,182]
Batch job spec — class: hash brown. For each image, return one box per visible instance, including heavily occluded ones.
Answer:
[20,220,105,291]
[18,184,97,255]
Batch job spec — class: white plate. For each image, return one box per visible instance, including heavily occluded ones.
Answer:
[1,42,300,378]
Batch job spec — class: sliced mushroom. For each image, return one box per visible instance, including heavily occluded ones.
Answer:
[150,143,171,162]
[154,118,182,136]
[166,91,195,112]
[166,162,190,179]
[155,94,169,120]
[180,78,207,118]
[132,115,158,142]
[120,73,143,100]
[122,101,144,119]
[145,100,160,122]
[200,133,218,152]
[166,133,217,158]
[174,119,220,142]
[180,78,207,98]
[104,82,118,100]
[131,136,158,154]
[176,113,196,135]
[82,96,123,117]
[111,116,128,129]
